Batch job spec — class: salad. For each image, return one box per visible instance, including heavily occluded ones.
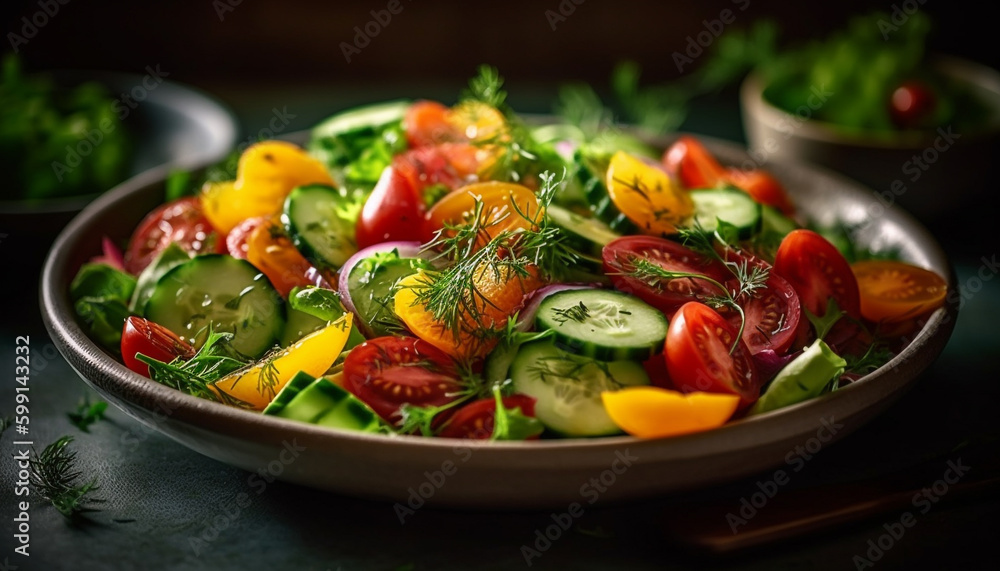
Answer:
[70,67,948,441]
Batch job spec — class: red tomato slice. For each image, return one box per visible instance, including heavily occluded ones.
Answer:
[663,136,727,189]
[343,336,464,423]
[603,236,730,317]
[718,252,801,355]
[355,166,425,248]
[121,316,196,377]
[724,168,795,216]
[437,394,537,439]
[392,143,480,195]
[774,230,861,320]
[225,216,269,260]
[124,197,224,274]
[665,302,761,408]
[404,101,463,147]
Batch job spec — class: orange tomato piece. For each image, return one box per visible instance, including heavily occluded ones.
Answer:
[424,181,541,246]
[601,387,740,439]
[394,265,543,360]
[245,218,331,298]
[851,260,947,323]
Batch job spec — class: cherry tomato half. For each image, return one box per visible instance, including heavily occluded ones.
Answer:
[355,166,425,248]
[121,316,196,377]
[226,216,269,260]
[663,136,727,189]
[890,80,937,130]
[404,100,463,147]
[393,143,480,195]
[719,251,801,355]
[124,197,224,274]
[774,230,861,320]
[851,260,947,323]
[438,394,538,439]
[724,168,795,216]
[665,302,760,408]
[603,236,729,317]
[343,336,464,423]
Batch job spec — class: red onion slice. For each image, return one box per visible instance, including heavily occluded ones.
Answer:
[337,241,427,337]
[516,284,596,332]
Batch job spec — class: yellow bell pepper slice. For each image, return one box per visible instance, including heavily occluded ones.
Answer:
[601,386,740,439]
[202,140,334,234]
[606,150,694,236]
[212,314,353,411]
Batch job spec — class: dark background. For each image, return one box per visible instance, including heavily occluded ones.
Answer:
[4,0,997,98]
[4,2,999,571]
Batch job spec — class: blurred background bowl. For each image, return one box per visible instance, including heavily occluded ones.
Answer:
[0,70,237,239]
[740,55,1000,220]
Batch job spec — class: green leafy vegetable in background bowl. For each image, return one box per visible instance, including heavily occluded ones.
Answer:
[0,55,130,201]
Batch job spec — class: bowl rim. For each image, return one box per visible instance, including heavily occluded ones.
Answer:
[740,53,1000,150]
[0,69,238,213]
[40,131,958,459]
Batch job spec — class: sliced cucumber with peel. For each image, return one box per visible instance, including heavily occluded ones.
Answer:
[546,204,621,257]
[283,184,359,270]
[509,340,650,437]
[144,255,285,359]
[264,371,381,432]
[685,188,762,239]
[535,289,667,361]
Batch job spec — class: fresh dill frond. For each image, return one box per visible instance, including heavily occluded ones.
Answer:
[138,330,252,407]
[29,436,102,520]
[551,301,591,325]
[844,342,895,375]
[464,64,508,110]
[67,395,108,433]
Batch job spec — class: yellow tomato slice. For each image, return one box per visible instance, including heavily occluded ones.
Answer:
[201,141,334,234]
[606,151,694,236]
[601,386,740,438]
[851,260,948,323]
[447,101,507,143]
[212,314,353,411]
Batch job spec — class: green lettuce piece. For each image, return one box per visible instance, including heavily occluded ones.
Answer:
[750,340,847,415]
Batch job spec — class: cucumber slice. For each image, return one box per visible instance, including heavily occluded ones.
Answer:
[264,372,381,432]
[278,306,327,348]
[144,255,285,359]
[347,252,430,337]
[535,289,667,361]
[686,189,762,239]
[262,370,316,415]
[283,184,359,270]
[546,204,621,257]
[574,150,639,234]
[509,340,650,436]
[760,205,798,237]
[311,100,410,141]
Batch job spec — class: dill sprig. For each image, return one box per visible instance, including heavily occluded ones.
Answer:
[67,395,108,433]
[844,342,895,376]
[414,171,578,343]
[29,436,101,520]
[137,330,252,407]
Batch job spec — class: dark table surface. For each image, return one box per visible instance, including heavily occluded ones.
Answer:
[2,83,999,571]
